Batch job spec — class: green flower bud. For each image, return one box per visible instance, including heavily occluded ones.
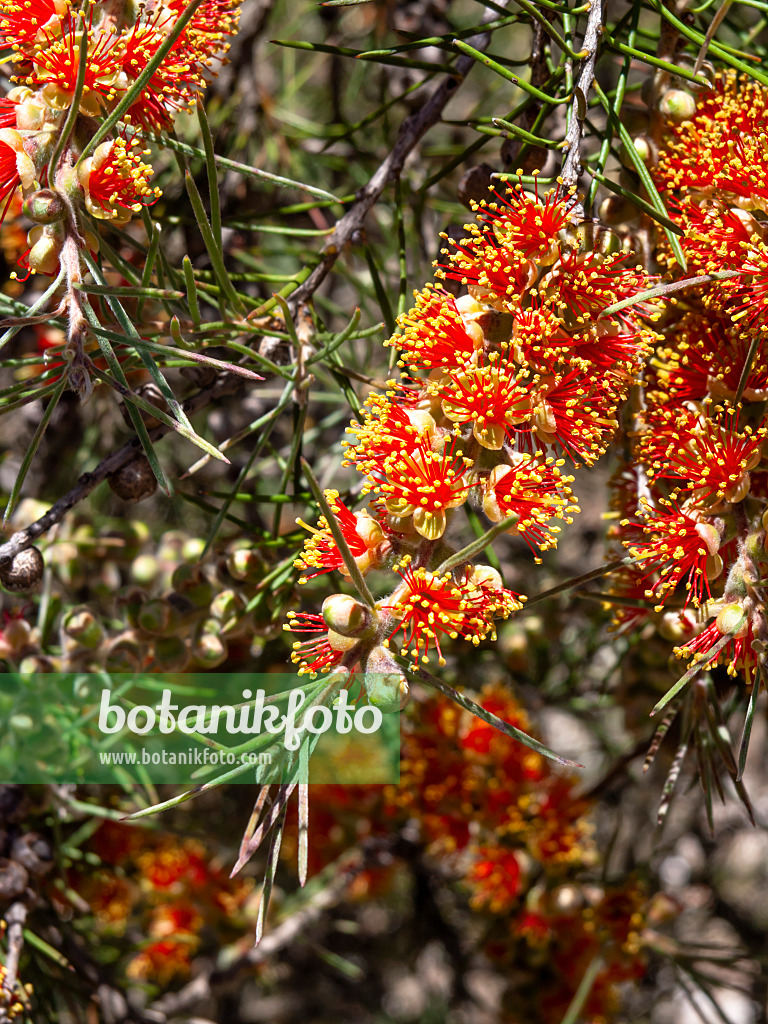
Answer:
[193,632,228,668]
[22,188,65,224]
[171,564,214,608]
[137,598,180,636]
[130,554,160,585]
[659,89,697,122]
[226,546,265,583]
[715,602,748,638]
[151,636,190,672]
[321,594,371,638]
[362,645,410,713]
[210,588,245,623]
[105,633,145,673]
[61,606,103,649]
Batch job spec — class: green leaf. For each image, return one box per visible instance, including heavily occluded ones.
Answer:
[185,171,247,316]
[593,80,688,272]
[196,100,222,252]
[3,375,68,524]
[301,458,376,608]
[412,664,583,768]
[140,130,341,202]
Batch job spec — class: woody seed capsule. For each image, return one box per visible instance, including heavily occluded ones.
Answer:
[0,547,44,593]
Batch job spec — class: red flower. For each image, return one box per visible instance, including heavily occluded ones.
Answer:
[543,249,656,329]
[26,17,124,115]
[388,285,483,371]
[383,561,520,666]
[638,406,765,503]
[344,396,473,540]
[471,180,578,263]
[0,0,66,53]
[468,844,523,912]
[295,490,389,582]
[481,453,579,558]
[77,136,160,222]
[284,611,355,676]
[437,227,535,313]
[676,615,758,686]
[656,71,768,211]
[429,347,538,451]
[621,500,723,611]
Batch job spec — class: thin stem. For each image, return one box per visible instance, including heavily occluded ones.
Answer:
[561,0,603,192]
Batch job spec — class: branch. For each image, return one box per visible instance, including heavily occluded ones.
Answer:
[0,373,244,567]
[262,1,511,319]
[0,903,28,1024]
[560,0,603,196]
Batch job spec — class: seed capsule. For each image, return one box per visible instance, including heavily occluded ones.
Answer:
[108,456,157,502]
[0,547,44,592]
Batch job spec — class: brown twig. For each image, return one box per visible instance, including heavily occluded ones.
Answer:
[0,903,27,1024]
[0,372,243,567]
[270,0,512,319]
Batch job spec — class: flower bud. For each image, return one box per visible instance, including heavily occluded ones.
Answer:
[150,636,190,672]
[322,594,371,638]
[137,598,180,636]
[0,619,33,660]
[598,194,639,225]
[130,553,160,585]
[26,225,62,275]
[105,633,145,673]
[61,606,103,649]
[226,546,265,583]
[311,628,358,662]
[619,135,655,170]
[362,645,410,712]
[171,564,214,608]
[715,602,748,638]
[659,89,697,122]
[22,188,65,224]
[658,610,699,643]
[192,631,228,668]
[210,588,245,623]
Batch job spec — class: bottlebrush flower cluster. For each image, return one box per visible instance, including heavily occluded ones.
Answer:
[287,175,660,689]
[282,685,670,1024]
[606,72,768,689]
[64,820,253,985]
[0,0,240,392]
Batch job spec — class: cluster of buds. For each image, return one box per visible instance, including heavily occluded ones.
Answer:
[0,520,280,674]
[606,73,768,691]
[0,0,240,394]
[285,685,672,1023]
[286,174,660,687]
